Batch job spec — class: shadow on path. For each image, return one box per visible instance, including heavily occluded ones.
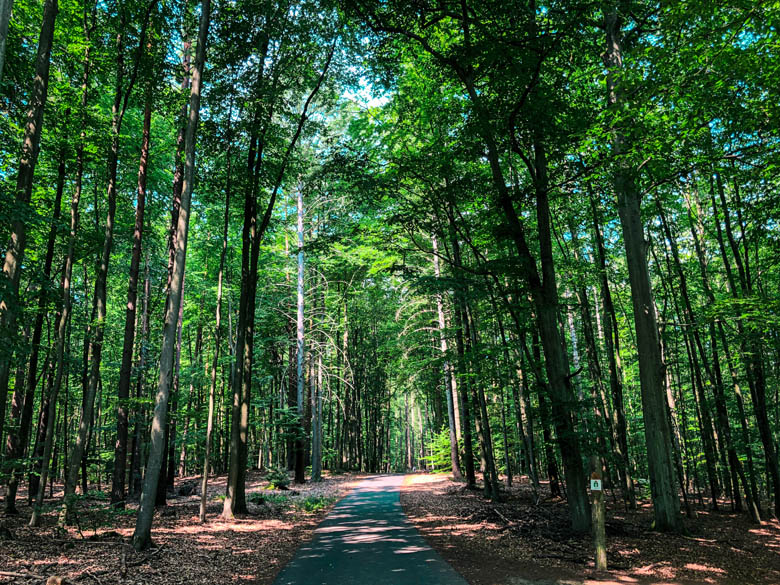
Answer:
[272,475,470,585]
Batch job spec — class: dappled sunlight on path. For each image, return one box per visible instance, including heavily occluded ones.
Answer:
[272,475,469,585]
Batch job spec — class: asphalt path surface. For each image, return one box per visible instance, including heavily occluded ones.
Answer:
[272,474,470,585]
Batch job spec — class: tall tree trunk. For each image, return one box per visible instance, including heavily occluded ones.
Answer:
[432,235,462,479]
[311,291,323,481]
[132,0,209,549]
[294,183,306,484]
[111,88,152,507]
[452,62,590,529]
[200,144,229,518]
[466,304,499,500]
[5,124,65,513]
[29,30,91,524]
[527,329,562,498]
[656,196,743,512]
[0,0,57,449]
[130,255,151,498]
[713,172,780,517]
[63,4,153,520]
[446,210,476,488]
[224,41,334,513]
[684,187,760,520]
[0,0,12,83]
[591,194,635,508]
[604,6,682,532]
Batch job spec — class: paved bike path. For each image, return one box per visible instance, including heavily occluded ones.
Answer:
[272,474,469,585]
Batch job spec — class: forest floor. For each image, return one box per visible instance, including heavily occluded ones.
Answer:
[0,470,364,585]
[400,474,780,585]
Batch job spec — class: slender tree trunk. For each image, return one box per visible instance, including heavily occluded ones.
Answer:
[0,0,13,83]
[526,329,561,498]
[111,88,152,507]
[311,306,323,482]
[685,187,760,520]
[466,304,499,499]
[5,126,65,513]
[179,299,203,476]
[29,31,91,524]
[0,0,58,449]
[446,214,476,488]
[63,4,153,519]
[200,143,230,519]
[432,235,462,479]
[591,194,635,508]
[224,42,333,512]
[294,183,306,484]
[132,0,209,549]
[713,173,780,516]
[130,255,151,498]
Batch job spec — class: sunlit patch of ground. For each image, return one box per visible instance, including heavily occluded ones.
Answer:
[401,473,780,585]
[0,470,364,584]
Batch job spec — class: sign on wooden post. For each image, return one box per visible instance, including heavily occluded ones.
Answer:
[590,456,607,571]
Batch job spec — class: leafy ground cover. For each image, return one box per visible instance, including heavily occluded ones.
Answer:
[0,471,362,584]
[401,474,780,585]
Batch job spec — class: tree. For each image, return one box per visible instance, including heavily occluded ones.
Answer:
[0,0,58,455]
[132,0,210,550]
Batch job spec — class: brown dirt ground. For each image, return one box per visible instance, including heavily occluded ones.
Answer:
[0,471,363,585]
[400,474,780,585]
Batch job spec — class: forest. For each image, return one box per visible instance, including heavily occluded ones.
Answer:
[0,0,779,583]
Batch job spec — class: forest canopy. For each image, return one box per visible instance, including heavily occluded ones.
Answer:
[0,0,779,557]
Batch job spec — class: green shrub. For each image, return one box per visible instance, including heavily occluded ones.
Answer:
[265,467,291,490]
[296,495,334,513]
[248,492,289,507]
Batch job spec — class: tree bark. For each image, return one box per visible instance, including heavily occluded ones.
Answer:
[590,194,635,508]
[29,30,91,524]
[294,183,306,484]
[0,0,58,450]
[111,87,152,507]
[200,128,230,519]
[132,0,209,549]
[5,124,64,513]
[0,0,12,83]
[604,5,682,532]
[63,3,153,520]
[432,235,462,479]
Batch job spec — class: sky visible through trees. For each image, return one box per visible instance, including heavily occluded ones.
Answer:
[0,0,779,566]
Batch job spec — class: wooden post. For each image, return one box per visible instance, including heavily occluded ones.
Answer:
[591,456,607,570]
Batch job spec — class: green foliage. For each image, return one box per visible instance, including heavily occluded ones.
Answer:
[423,427,454,472]
[265,468,291,491]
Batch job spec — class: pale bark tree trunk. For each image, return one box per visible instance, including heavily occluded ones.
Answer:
[0,0,57,448]
[132,0,209,550]
[200,146,230,514]
[311,301,323,481]
[432,235,462,479]
[294,183,306,484]
[224,41,334,514]
[604,5,682,532]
